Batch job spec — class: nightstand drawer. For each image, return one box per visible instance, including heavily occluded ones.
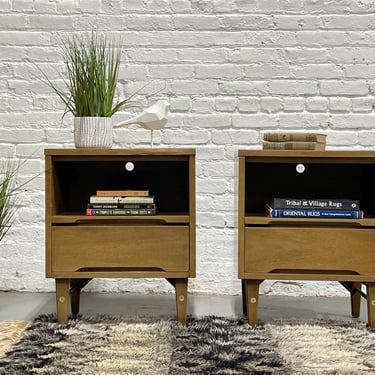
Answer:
[245,227,375,275]
[51,225,189,273]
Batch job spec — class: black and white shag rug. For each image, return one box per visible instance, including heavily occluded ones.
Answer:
[0,314,374,374]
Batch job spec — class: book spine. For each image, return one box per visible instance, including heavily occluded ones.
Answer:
[269,208,363,219]
[263,133,326,142]
[96,190,149,197]
[87,203,156,209]
[272,198,360,210]
[90,196,154,204]
[86,208,156,216]
[262,141,325,150]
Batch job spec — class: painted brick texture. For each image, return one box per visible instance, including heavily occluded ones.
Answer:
[1,0,375,298]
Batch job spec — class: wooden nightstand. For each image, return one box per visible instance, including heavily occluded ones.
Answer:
[45,148,196,324]
[238,150,375,327]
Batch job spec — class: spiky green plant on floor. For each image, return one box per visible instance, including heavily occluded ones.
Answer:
[0,161,18,243]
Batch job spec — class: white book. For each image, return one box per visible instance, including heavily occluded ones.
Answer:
[89,195,154,204]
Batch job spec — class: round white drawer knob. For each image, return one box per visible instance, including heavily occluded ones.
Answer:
[296,163,305,173]
[125,162,134,171]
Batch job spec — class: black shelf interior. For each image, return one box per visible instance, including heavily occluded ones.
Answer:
[53,160,190,214]
[245,162,375,215]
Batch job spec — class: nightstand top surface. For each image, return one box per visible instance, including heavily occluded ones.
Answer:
[45,148,195,156]
[238,149,375,159]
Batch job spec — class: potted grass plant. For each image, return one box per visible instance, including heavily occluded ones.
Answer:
[44,31,135,148]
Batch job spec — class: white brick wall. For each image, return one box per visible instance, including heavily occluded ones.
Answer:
[2,0,375,298]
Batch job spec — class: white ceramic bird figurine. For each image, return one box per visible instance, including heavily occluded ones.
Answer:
[114,100,169,147]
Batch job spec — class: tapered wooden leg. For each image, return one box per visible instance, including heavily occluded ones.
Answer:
[246,280,260,327]
[70,279,91,316]
[175,278,188,324]
[340,281,364,318]
[367,282,375,328]
[350,282,362,318]
[70,288,80,316]
[55,279,70,324]
[241,279,248,316]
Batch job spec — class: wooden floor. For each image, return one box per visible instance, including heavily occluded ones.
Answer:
[0,291,368,323]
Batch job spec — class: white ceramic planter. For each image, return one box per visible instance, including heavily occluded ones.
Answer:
[74,117,113,148]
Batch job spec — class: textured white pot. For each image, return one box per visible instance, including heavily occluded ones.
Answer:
[74,117,113,148]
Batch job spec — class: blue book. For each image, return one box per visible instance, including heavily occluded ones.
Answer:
[267,207,363,219]
[271,197,360,210]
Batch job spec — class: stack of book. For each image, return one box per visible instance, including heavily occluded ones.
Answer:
[86,189,156,216]
[262,132,327,150]
[266,197,363,219]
